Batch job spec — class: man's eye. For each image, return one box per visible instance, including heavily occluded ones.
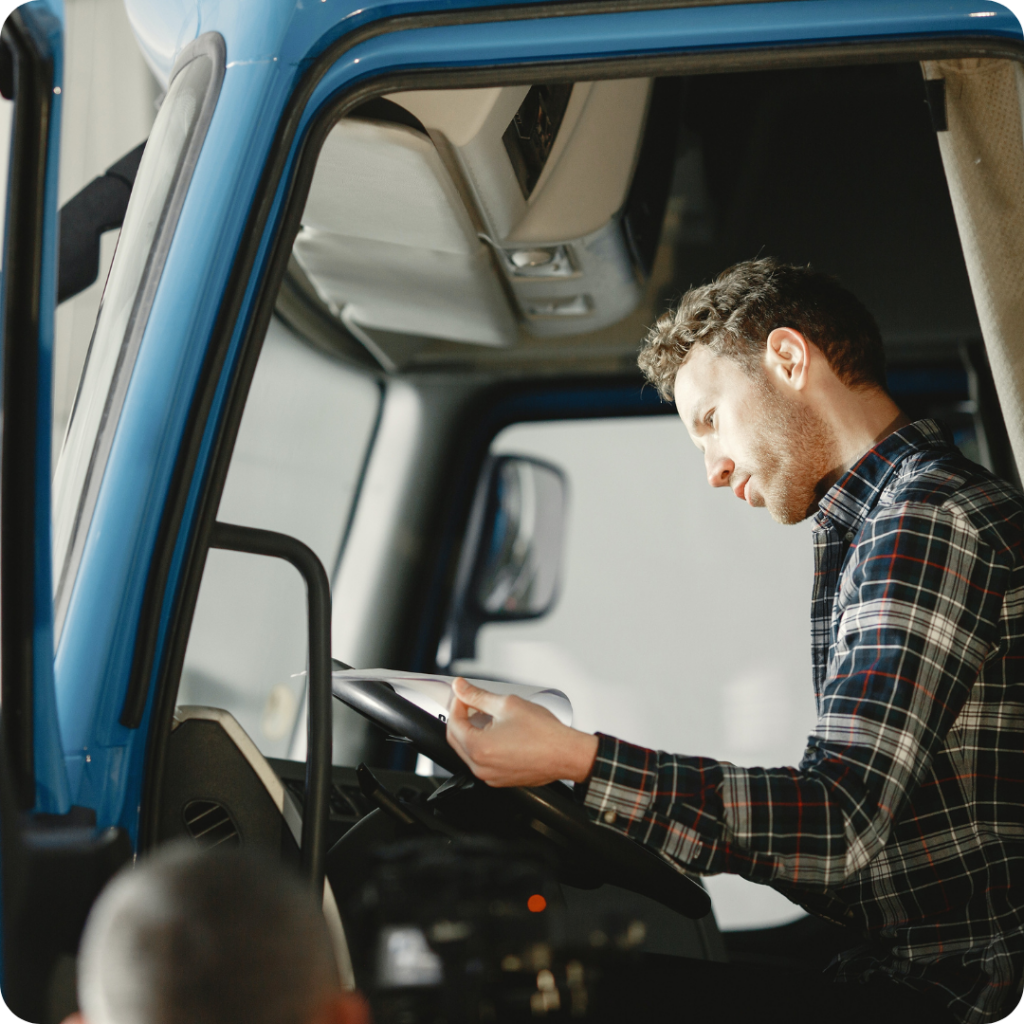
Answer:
[705,411,716,428]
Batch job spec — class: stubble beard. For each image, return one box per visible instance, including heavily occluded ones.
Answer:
[749,379,839,525]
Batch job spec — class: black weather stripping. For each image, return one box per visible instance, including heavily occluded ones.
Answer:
[58,141,146,303]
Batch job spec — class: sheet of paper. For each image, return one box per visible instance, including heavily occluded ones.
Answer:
[331,667,572,727]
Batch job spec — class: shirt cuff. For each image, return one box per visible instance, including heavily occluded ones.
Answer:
[578,734,660,828]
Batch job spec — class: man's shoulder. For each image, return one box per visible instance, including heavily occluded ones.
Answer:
[876,443,1024,553]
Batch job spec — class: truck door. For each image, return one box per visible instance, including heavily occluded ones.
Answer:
[0,5,130,1020]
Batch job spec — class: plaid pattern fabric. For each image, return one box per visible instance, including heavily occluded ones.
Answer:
[579,420,1024,1023]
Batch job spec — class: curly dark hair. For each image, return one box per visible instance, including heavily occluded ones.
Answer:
[638,258,887,400]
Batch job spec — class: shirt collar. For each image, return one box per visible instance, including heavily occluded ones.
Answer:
[814,419,951,533]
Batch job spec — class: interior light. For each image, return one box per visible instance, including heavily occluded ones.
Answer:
[502,244,575,278]
[510,249,556,268]
[968,9,996,14]
[525,295,592,317]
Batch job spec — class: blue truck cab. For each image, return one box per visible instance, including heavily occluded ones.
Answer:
[2,0,1024,1018]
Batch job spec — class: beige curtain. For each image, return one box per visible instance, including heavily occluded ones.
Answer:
[922,58,1024,477]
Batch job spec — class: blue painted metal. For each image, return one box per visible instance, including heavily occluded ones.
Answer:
[51,0,1022,841]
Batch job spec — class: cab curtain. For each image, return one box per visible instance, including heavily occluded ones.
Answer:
[921,57,1024,478]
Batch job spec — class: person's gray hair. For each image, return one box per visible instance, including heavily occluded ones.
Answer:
[78,843,339,1024]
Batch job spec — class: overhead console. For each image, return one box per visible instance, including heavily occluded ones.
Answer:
[292,78,674,349]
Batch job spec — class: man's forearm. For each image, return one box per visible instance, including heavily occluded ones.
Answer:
[446,678,599,787]
[580,734,846,885]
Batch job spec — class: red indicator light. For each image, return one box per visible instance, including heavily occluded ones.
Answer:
[527,894,547,913]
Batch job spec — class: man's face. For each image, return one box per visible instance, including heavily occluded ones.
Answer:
[674,345,836,524]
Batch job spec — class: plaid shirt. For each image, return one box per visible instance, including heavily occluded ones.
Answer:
[579,420,1024,1023]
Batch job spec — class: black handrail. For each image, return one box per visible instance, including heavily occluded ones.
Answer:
[209,522,331,894]
[1,7,58,811]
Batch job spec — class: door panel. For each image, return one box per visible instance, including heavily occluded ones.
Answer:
[0,6,132,1021]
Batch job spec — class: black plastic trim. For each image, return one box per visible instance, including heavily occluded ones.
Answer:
[0,34,14,99]
[132,6,1024,855]
[348,95,428,134]
[924,76,948,132]
[3,822,132,1019]
[209,523,332,894]
[0,7,57,810]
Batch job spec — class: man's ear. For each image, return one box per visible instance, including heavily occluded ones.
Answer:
[764,327,811,391]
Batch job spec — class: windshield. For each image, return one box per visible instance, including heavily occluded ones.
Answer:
[51,39,222,641]
[178,317,383,763]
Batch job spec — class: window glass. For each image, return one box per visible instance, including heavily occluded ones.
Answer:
[51,51,214,638]
[455,415,816,930]
[178,317,381,762]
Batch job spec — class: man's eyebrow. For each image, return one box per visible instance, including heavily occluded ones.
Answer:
[687,404,705,430]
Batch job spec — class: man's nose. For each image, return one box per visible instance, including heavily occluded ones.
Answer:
[706,454,734,488]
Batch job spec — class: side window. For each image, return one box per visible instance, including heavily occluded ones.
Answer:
[453,414,816,929]
[52,38,223,640]
[177,317,381,763]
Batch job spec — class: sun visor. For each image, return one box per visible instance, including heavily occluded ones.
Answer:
[293,117,517,347]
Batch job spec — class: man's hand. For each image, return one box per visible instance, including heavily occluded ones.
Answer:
[445,677,599,787]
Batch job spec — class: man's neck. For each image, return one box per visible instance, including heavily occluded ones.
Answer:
[818,384,910,488]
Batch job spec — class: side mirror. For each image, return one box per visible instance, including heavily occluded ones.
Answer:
[438,454,568,666]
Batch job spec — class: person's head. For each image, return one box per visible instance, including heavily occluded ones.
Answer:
[71,843,368,1024]
[639,258,897,523]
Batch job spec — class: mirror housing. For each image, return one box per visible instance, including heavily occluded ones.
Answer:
[438,454,568,667]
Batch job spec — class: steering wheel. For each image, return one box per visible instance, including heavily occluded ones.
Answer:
[331,676,711,920]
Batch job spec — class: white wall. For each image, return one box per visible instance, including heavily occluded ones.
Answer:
[459,415,818,929]
[52,0,160,460]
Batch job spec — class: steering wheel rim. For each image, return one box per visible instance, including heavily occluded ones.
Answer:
[332,675,711,920]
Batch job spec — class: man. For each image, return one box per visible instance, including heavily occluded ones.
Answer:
[65,843,369,1024]
[446,259,1024,1024]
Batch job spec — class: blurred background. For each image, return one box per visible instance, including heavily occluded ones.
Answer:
[0,0,160,465]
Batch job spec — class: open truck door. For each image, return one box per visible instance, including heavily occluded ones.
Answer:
[0,4,130,1020]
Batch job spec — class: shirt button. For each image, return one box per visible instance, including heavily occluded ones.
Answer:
[844,531,854,542]
[603,810,617,825]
